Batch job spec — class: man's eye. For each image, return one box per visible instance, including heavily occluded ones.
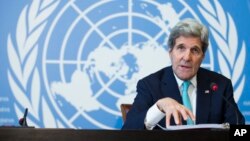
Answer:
[192,48,201,55]
[177,46,185,50]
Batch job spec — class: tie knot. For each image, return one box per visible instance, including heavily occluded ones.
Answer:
[183,81,190,91]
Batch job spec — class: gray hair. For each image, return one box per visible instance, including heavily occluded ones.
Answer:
[167,18,209,53]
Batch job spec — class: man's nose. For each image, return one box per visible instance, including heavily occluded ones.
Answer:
[183,50,191,61]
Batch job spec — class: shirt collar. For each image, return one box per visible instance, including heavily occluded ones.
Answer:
[173,73,197,88]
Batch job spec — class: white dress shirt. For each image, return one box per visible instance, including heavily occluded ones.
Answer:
[144,74,197,130]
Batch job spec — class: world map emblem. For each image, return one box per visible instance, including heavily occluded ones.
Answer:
[7,0,246,128]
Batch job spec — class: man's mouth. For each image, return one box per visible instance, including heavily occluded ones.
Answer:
[180,65,192,70]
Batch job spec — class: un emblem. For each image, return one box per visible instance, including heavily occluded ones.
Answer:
[8,0,245,129]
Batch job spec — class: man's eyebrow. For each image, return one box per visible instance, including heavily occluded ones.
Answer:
[176,43,184,47]
[191,45,202,49]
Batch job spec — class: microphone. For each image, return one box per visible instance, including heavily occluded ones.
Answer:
[19,108,28,127]
[210,82,218,91]
[210,82,239,125]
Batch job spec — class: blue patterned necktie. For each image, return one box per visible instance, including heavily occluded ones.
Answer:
[182,81,194,125]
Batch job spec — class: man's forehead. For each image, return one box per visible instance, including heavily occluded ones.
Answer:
[174,36,202,48]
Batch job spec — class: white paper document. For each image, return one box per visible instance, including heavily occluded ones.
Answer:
[157,123,230,130]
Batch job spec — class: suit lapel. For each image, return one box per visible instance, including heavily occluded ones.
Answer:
[159,67,183,125]
[196,69,212,124]
[161,67,182,103]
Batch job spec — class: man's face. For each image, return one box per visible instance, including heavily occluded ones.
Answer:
[169,36,204,80]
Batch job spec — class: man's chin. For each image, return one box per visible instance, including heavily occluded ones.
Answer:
[176,73,194,80]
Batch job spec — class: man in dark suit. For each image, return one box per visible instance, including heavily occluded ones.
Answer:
[122,18,245,130]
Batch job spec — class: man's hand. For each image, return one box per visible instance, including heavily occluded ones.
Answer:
[156,97,195,127]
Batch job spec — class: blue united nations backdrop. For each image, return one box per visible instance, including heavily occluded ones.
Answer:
[0,0,250,129]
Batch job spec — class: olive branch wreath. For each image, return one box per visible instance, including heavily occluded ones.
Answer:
[198,0,246,102]
[7,0,61,127]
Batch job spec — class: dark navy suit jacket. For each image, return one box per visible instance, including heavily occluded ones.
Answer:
[122,66,245,129]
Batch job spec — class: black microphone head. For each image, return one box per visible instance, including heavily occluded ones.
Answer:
[19,118,23,125]
[19,118,27,126]
[210,82,218,91]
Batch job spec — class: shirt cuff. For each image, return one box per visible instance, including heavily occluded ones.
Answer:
[144,104,165,130]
